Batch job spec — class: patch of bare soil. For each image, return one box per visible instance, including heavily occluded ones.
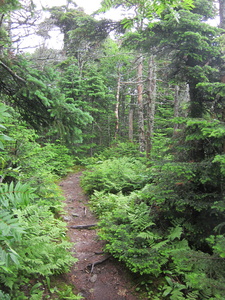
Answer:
[59,171,145,300]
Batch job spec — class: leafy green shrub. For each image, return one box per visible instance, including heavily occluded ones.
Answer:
[80,142,145,166]
[0,120,75,209]
[0,83,79,299]
[90,190,132,216]
[35,142,75,177]
[4,123,74,181]
[95,142,141,160]
[89,180,225,299]
[0,181,76,298]
[81,156,149,195]
[95,196,189,276]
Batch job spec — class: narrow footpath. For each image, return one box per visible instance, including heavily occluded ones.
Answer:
[59,171,143,300]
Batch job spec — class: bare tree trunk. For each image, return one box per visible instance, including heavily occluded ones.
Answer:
[146,55,156,158]
[173,85,180,135]
[128,96,134,142]
[219,0,225,152]
[115,69,121,139]
[0,14,4,56]
[220,0,225,29]
[137,55,146,153]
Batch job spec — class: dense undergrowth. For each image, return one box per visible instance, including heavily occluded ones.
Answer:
[81,137,225,300]
[0,104,83,300]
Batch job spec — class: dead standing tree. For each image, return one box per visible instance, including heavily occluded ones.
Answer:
[146,55,157,158]
[115,64,121,139]
[137,54,146,153]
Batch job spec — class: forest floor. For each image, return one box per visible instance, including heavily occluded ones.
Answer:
[59,171,146,300]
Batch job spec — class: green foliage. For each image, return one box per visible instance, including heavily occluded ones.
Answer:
[0,0,20,14]
[0,290,10,300]
[0,181,36,209]
[0,103,77,298]
[2,121,74,183]
[0,104,13,150]
[0,187,76,297]
[90,190,132,217]
[82,142,142,165]
[213,154,225,177]
[52,284,84,300]
[82,110,225,299]
[0,210,22,271]
[98,0,194,21]
[81,156,149,195]
[0,57,92,148]
[50,7,116,57]
[14,205,76,277]
[1,0,224,299]
[88,182,225,298]
[57,56,115,154]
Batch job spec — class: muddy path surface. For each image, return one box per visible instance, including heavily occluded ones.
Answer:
[60,171,144,300]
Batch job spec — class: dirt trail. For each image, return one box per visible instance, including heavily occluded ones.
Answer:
[60,171,143,300]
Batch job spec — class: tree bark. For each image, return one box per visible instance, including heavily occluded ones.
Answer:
[146,55,156,158]
[219,0,225,29]
[173,85,180,135]
[137,55,146,153]
[128,103,134,141]
[218,0,225,154]
[115,68,121,139]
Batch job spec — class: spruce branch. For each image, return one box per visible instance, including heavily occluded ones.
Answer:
[0,60,26,84]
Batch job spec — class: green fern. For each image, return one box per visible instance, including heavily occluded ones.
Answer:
[128,202,155,231]
[0,181,36,209]
[0,210,24,270]
[0,290,10,300]
[14,205,76,276]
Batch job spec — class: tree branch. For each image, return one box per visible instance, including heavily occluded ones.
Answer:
[0,61,26,84]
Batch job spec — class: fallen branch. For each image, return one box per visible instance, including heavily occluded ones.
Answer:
[70,224,97,229]
[88,256,111,273]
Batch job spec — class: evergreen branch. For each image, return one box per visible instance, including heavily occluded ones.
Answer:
[0,61,26,84]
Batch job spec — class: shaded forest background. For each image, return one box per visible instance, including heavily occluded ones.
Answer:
[0,0,225,299]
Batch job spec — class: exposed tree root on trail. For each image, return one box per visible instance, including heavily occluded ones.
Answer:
[70,224,97,229]
[87,256,112,273]
[60,171,145,300]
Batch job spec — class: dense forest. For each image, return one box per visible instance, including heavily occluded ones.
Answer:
[1,0,225,299]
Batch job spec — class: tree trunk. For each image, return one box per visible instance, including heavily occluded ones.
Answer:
[0,14,4,56]
[128,105,134,141]
[219,0,225,29]
[115,70,121,139]
[189,80,204,118]
[219,0,225,153]
[137,55,146,153]
[146,55,156,158]
[173,85,180,135]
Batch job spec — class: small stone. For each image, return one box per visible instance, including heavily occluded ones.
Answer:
[63,216,70,221]
[90,274,97,283]
[72,213,79,217]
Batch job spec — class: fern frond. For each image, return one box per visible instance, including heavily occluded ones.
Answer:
[0,182,36,209]
[137,231,155,240]
[0,210,23,269]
